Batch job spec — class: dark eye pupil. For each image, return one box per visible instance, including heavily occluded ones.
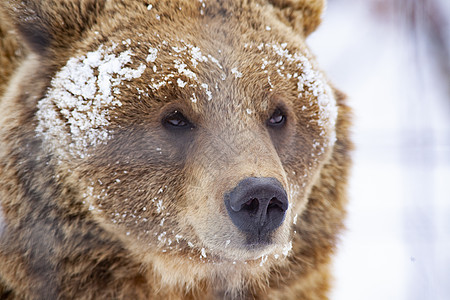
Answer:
[268,109,286,125]
[164,111,190,128]
[270,114,283,124]
[167,117,186,127]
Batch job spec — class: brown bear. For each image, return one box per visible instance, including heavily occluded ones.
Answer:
[0,0,352,299]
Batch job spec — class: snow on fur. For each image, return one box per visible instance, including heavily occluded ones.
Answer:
[36,40,336,161]
[36,43,146,160]
[254,42,338,147]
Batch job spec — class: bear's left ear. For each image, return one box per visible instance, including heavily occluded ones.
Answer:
[1,0,106,54]
[268,0,325,36]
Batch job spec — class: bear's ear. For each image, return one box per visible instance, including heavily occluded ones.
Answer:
[268,0,325,36]
[1,0,106,54]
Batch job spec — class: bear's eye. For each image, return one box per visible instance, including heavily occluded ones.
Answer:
[162,111,193,130]
[267,108,286,127]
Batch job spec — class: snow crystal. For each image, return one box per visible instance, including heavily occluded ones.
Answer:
[231,67,243,78]
[156,200,164,213]
[146,40,224,102]
[177,78,187,87]
[201,248,207,258]
[172,45,186,53]
[207,54,223,69]
[261,58,268,70]
[282,241,293,256]
[147,4,152,10]
[158,232,167,243]
[267,76,274,90]
[259,255,268,266]
[190,46,208,66]
[191,92,198,103]
[175,234,183,243]
[36,43,146,160]
[198,0,206,15]
[174,59,198,80]
[201,83,212,101]
[146,47,158,63]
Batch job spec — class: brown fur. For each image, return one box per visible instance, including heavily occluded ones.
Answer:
[0,11,23,99]
[0,0,352,299]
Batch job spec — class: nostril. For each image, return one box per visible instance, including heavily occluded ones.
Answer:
[232,198,259,212]
[243,198,259,213]
[268,197,283,211]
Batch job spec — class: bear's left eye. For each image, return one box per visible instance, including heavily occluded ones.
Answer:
[162,111,193,130]
[267,108,286,127]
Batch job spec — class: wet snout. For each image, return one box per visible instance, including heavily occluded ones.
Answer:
[224,177,288,243]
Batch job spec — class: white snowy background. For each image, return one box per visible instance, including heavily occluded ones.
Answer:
[307,0,450,299]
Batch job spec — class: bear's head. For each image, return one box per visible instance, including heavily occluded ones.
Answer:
[3,0,340,289]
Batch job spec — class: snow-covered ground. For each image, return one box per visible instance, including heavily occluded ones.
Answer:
[308,0,450,299]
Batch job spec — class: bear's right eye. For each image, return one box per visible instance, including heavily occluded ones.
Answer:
[267,108,287,128]
[162,111,194,130]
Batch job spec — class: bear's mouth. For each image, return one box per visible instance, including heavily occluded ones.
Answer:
[206,236,282,262]
[244,232,273,248]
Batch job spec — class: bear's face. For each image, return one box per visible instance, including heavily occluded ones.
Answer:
[13,0,335,279]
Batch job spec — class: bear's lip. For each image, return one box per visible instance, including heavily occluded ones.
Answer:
[210,240,280,262]
[243,231,274,246]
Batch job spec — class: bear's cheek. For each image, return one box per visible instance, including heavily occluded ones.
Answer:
[61,129,189,247]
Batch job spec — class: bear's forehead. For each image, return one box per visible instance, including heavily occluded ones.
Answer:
[35,32,337,160]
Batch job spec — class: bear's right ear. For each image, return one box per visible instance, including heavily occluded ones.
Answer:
[268,0,325,36]
[1,0,106,54]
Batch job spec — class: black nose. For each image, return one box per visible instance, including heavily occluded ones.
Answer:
[224,177,288,239]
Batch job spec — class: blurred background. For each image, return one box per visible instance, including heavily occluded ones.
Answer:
[307,0,450,299]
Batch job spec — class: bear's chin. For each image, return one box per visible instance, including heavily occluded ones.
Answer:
[209,246,275,262]
[202,238,293,263]
[149,244,289,293]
